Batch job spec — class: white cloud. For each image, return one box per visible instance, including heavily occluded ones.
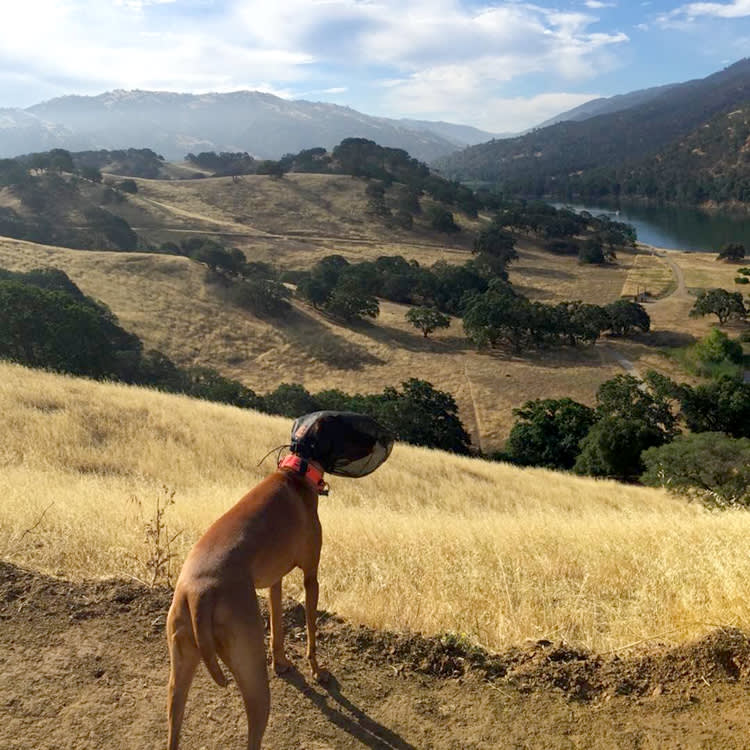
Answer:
[382,72,600,132]
[0,0,628,129]
[584,1,616,8]
[659,0,750,24]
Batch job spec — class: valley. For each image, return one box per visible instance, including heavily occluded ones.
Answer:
[0,167,733,450]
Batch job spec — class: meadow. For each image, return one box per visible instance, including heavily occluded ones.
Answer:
[2,361,749,654]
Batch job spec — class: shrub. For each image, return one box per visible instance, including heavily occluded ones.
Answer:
[641,433,750,508]
[117,179,138,194]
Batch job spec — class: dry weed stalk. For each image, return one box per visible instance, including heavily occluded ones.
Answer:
[129,485,182,588]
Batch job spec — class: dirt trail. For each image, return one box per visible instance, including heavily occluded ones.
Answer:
[2,562,750,750]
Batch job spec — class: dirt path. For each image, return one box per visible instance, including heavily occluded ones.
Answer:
[3,562,750,750]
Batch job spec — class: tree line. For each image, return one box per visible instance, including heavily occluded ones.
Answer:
[500,344,750,507]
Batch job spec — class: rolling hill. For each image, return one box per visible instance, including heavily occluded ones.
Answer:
[436,58,750,205]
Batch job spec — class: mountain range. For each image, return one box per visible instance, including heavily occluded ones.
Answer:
[0,90,499,164]
[435,58,750,205]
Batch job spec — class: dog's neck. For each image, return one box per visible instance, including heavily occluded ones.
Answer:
[278,454,328,495]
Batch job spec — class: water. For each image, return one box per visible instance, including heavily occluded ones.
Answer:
[553,201,750,253]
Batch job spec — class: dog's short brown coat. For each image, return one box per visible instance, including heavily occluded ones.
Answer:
[166,465,326,750]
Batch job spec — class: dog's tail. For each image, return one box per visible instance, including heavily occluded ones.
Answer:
[189,590,229,687]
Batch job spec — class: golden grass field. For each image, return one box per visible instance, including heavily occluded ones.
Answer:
[2,361,749,655]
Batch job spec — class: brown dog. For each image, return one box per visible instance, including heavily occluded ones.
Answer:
[165,455,328,750]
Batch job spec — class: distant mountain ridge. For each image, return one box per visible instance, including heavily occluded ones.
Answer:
[535,82,680,129]
[435,58,750,206]
[0,90,489,163]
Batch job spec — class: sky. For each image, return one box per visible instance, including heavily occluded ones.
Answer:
[1,0,749,134]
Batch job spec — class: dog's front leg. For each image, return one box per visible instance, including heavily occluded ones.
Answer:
[303,570,328,682]
[269,580,291,675]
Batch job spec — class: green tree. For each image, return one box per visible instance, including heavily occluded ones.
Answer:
[256,160,286,177]
[556,301,610,346]
[641,433,750,508]
[263,383,320,417]
[574,416,664,480]
[83,207,138,251]
[375,378,471,454]
[325,287,379,321]
[605,299,650,335]
[79,166,103,183]
[595,373,679,439]
[505,398,597,470]
[405,306,451,337]
[462,279,530,351]
[578,238,606,264]
[690,288,747,324]
[230,279,291,317]
[297,276,332,309]
[117,179,138,194]
[427,204,459,233]
[0,278,142,380]
[473,224,517,264]
[186,367,263,410]
[691,328,744,365]
[679,376,750,438]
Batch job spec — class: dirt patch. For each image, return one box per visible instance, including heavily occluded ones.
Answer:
[2,560,750,749]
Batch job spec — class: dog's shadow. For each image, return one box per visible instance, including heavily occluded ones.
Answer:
[280,668,417,750]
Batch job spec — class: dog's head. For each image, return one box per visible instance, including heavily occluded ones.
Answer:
[291,411,392,476]
[307,414,378,466]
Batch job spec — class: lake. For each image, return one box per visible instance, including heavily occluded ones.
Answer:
[553,202,750,253]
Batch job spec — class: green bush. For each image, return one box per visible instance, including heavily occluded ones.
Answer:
[641,433,750,508]
[673,328,745,379]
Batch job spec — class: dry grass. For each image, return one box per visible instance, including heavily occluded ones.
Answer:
[2,361,749,653]
[510,242,634,305]
[0,236,625,449]
[675,250,750,292]
[620,252,675,299]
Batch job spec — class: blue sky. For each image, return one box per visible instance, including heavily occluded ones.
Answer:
[1,1,749,132]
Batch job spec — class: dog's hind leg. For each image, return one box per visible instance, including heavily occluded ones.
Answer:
[269,579,292,675]
[216,590,270,750]
[303,568,328,682]
[166,619,201,750]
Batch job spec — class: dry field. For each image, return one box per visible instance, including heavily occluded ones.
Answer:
[0,234,629,450]
[0,173,745,450]
[2,361,750,655]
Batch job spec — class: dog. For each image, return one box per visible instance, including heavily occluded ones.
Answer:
[166,415,381,750]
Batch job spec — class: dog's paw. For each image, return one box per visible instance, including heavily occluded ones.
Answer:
[272,655,292,675]
[313,667,330,684]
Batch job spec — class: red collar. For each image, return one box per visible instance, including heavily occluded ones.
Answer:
[278,454,328,495]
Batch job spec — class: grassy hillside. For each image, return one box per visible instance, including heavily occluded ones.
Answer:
[0,170,730,451]
[436,58,750,206]
[0,233,634,449]
[2,361,749,653]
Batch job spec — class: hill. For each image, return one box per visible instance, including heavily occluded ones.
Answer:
[436,58,750,205]
[3,360,750,655]
[2,90,471,163]
[580,102,750,205]
[0,154,733,451]
[535,81,680,129]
